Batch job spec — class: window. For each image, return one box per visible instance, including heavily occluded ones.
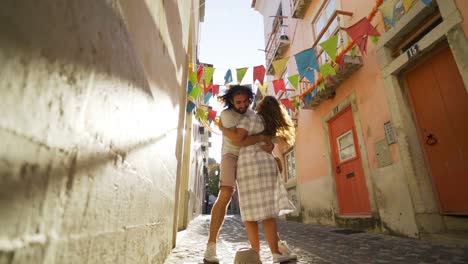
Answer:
[312,0,340,63]
[285,148,296,181]
[336,130,356,162]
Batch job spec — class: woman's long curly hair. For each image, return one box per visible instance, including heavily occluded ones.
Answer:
[257,96,295,146]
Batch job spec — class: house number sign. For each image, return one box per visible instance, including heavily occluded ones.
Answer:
[406,43,420,60]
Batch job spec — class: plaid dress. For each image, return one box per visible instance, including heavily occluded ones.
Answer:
[237,113,296,221]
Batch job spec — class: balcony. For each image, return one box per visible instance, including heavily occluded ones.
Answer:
[265,16,290,76]
[301,10,363,109]
[303,55,363,109]
[291,0,313,19]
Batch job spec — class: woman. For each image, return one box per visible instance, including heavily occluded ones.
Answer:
[217,96,296,263]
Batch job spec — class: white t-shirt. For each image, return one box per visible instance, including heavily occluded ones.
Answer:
[221,108,255,156]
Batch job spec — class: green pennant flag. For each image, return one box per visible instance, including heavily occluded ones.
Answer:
[351,46,357,58]
[204,67,215,85]
[195,107,208,121]
[292,101,300,109]
[318,81,326,92]
[188,85,200,99]
[189,70,198,86]
[287,74,299,90]
[319,35,339,61]
[319,64,336,78]
[236,67,248,84]
[370,35,380,45]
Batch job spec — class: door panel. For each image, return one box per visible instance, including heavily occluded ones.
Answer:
[404,46,468,214]
[329,106,371,215]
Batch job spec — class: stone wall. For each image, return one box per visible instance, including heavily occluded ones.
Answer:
[0,0,195,263]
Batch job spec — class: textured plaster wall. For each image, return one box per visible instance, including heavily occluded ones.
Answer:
[0,0,193,263]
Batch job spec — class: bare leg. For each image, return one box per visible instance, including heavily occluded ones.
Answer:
[244,221,260,252]
[207,186,234,243]
[262,218,280,254]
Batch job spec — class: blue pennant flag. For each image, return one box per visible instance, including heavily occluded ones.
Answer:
[224,69,233,85]
[304,92,312,105]
[294,48,319,80]
[186,101,196,113]
[204,92,212,103]
[187,81,193,94]
[421,0,430,7]
[304,70,315,84]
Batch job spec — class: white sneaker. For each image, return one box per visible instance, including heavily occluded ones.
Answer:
[272,252,296,263]
[204,242,220,263]
[278,240,297,259]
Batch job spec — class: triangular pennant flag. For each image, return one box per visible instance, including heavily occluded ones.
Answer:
[204,67,215,85]
[224,69,233,85]
[208,109,217,121]
[280,99,294,110]
[294,48,319,79]
[272,79,286,94]
[292,101,300,109]
[212,85,220,96]
[189,70,198,86]
[197,65,204,83]
[187,101,196,113]
[351,46,357,58]
[272,58,289,79]
[319,35,339,61]
[195,107,208,121]
[204,92,212,103]
[318,82,326,92]
[256,82,269,96]
[344,18,380,55]
[304,70,315,84]
[187,81,193,94]
[303,92,312,104]
[370,35,380,45]
[236,67,248,84]
[287,74,299,90]
[204,82,213,94]
[402,0,413,13]
[253,65,266,85]
[421,0,430,7]
[319,64,336,78]
[188,85,200,99]
[379,0,395,27]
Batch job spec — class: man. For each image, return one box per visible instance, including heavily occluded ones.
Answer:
[204,85,295,263]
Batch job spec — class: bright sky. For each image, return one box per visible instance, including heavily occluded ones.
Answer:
[199,0,265,163]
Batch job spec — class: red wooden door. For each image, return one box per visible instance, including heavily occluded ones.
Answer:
[404,45,468,215]
[329,106,371,215]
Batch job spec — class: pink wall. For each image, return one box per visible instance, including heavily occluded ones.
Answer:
[289,0,400,184]
[455,0,468,37]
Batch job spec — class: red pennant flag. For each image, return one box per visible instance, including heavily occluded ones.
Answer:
[253,65,266,85]
[212,85,220,96]
[273,79,286,94]
[205,82,213,94]
[344,18,380,55]
[197,65,204,83]
[208,109,217,121]
[280,99,294,110]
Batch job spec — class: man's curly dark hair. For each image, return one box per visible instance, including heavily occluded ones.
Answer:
[218,85,255,109]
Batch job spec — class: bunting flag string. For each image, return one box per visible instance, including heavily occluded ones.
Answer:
[186,0,434,117]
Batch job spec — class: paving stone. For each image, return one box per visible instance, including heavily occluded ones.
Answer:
[164,215,468,264]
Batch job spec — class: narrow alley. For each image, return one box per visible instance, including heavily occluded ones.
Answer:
[165,215,468,264]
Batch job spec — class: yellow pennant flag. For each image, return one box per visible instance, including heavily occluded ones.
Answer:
[379,0,395,24]
[402,0,413,13]
[256,82,269,96]
[236,67,248,84]
[272,58,289,79]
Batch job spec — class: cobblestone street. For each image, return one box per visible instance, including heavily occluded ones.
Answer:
[164,215,468,264]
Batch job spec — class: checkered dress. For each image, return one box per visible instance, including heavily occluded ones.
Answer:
[237,113,296,221]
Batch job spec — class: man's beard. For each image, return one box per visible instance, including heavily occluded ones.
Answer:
[234,107,247,114]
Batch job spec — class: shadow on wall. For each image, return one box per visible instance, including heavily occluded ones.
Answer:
[0,0,187,108]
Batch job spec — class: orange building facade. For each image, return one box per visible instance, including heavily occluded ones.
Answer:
[252,0,468,242]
